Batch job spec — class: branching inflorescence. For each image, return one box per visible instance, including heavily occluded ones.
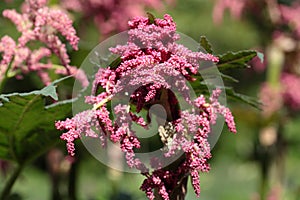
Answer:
[56,14,236,199]
[0,0,87,86]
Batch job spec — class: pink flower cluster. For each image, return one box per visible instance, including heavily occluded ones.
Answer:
[56,14,236,199]
[140,89,236,199]
[281,73,300,111]
[259,83,283,117]
[0,0,87,86]
[60,0,174,37]
[280,2,300,39]
[259,73,300,114]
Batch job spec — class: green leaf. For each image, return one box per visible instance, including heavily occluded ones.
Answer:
[0,80,73,164]
[225,87,261,109]
[194,81,260,109]
[192,72,239,85]
[0,76,71,104]
[109,56,122,69]
[199,36,213,54]
[220,73,239,83]
[147,12,156,24]
[217,50,257,70]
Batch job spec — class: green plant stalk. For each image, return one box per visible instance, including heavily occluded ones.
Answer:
[0,58,14,94]
[0,164,24,200]
[266,45,284,88]
[0,77,8,94]
[260,174,268,200]
[259,44,284,200]
[274,124,286,199]
[68,160,78,200]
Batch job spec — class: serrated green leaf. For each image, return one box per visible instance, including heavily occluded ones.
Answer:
[192,72,238,85]
[199,36,213,54]
[0,81,73,164]
[225,87,261,109]
[0,76,71,103]
[194,81,260,109]
[217,50,257,70]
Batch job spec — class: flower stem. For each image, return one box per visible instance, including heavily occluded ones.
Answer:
[170,175,188,200]
[0,59,14,94]
[154,175,188,200]
[0,164,23,200]
[266,44,284,88]
[0,77,8,94]
[68,161,78,200]
[260,176,268,200]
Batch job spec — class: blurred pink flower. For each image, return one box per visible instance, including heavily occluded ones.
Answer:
[213,0,247,24]
[280,3,300,39]
[250,48,267,73]
[259,83,283,117]
[266,185,281,200]
[0,0,87,87]
[0,160,10,176]
[259,73,300,114]
[281,73,300,111]
[213,0,300,40]
[61,0,174,37]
